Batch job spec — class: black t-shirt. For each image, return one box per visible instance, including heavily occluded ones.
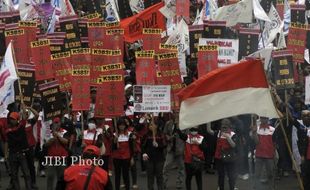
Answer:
[7,122,29,153]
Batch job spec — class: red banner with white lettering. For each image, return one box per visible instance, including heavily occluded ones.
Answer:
[51,51,72,92]
[95,74,125,117]
[30,39,54,81]
[197,45,218,78]
[135,51,156,85]
[287,23,307,63]
[142,28,162,52]
[71,48,91,110]
[5,28,30,64]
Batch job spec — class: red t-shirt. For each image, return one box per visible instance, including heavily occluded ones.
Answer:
[64,164,108,190]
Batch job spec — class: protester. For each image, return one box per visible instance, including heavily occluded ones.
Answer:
[44,117,69,190]
[56,145,112,190]
[250,117,276,190]
[208,118,238,190]
[112,117,134,190]
[4,110,32,190]
[124,116,139,189]
[292,110,310,189]
[24,107,40,189]
[142,116,167,190]
[178,127,206,190]
[163,112,185,190]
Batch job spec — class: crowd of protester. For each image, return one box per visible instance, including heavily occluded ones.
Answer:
[0,81,309,190]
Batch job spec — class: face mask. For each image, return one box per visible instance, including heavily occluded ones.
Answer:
[191,131,198,135]
[88,123,96,130]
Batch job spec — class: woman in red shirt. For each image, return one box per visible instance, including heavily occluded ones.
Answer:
[112,117,134,190]
[208,119,237,190]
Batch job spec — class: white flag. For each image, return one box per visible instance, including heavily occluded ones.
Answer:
[214,0,253,27]
[253,0,271,22]
[0,43,18,113]
[277,27,287,49]
[261,5,283,47]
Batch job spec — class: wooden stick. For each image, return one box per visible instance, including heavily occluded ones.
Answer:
[270,89,304,190]
[10,41,24,105]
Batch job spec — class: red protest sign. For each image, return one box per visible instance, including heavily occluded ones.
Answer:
[105,29,124,55]
[135,50,157,85]
[176,0,190,22]
[157,52,183,109]
[287,23,307,63]
[18,21,37,62]
[95,74,125,117]
[51,51,72,92]
[30,39,54,81]
[87,22,106,48]
[71,65,90,111]
[142,28,162,52]
[197,45,218,78]
[5,28,30,64]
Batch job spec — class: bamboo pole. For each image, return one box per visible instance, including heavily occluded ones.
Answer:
[10,41,24,105]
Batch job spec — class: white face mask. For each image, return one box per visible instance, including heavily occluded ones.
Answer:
[88,123,96,130]
[191,131,198,135]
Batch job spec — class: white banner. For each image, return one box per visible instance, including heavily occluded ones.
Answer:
[133,85,171,113]
[199,38,239,67]
[214,0,253,27]
[305,76,310,105]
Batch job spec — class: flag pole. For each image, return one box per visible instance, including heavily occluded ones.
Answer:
[10,41,24,106]
[266,79,304,190]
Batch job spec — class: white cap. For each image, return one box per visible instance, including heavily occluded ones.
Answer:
[125,84,133,91]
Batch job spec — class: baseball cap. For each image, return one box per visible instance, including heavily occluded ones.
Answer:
[9,112,20,120]
[83,145,100,157]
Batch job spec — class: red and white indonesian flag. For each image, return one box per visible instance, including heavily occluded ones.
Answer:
[178,59,280,130]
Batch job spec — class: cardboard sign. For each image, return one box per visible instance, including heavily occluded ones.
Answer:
[176,0,190,22]
[31,39,54,81]
[59,15,82,50]
[87,22,106,48]
[204,21,228,39]
[71,66,90,111]
[5,28,30,64]
[197,45,218,78]
[135,50,157,85]
[15,64,36,106]
[51,52,72,91]
[238,28,260,60]
[272,50,295,89]
[287,23,307,63]
[105,28,124,54]
[39,80,62,120]
[142,28,162,52]
[189,25,205,64]
[199,38,239,67]
[290,4,306,24]
[133,85,171,112]
[95,74,125,117]
[18,21,38,62]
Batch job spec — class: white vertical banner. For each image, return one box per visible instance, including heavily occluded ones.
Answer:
[305,76,310,105]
